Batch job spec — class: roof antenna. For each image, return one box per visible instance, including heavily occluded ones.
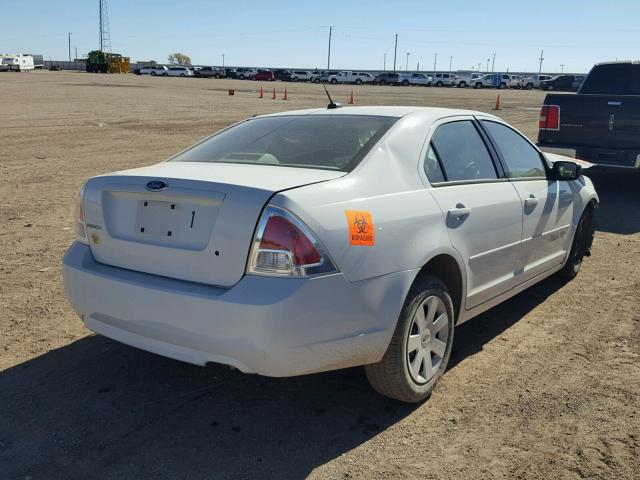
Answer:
[321,81,342,109]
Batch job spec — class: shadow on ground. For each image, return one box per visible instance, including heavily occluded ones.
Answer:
[1,276,569,480]
[589,171,640,235]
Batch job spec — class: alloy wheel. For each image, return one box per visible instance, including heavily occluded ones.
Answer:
[406,295,449,384]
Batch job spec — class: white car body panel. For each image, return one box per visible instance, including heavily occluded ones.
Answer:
[82,162,344,286]
[63,106,599,377]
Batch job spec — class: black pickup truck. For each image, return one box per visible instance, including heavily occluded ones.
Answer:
[537,61,640,170]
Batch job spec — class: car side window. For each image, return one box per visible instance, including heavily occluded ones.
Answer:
[423,144,446,183]
[430,121,498,182]
[481,121,546,178]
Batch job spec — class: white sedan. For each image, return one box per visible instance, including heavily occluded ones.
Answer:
[165,66,193,77]
[63,106,598,402]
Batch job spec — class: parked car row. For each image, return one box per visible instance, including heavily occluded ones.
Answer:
[134,64,584,90]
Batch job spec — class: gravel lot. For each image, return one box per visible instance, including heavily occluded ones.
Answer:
[1,71,638,479]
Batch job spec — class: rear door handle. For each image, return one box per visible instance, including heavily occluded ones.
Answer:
[524,194,538,208]
[448,205,471,220]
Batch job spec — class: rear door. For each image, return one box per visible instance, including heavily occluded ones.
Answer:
[425,118,523,309]
[480,119,573,282]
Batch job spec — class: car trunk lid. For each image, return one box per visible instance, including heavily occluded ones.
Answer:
[83,162,345,286]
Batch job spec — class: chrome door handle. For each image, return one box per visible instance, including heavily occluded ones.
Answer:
[524,195,538,208]
[448,205,471,220]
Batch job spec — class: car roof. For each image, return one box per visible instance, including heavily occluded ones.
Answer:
[259,105,499,121]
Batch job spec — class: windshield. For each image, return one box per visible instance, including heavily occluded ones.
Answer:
[171,114,397,171]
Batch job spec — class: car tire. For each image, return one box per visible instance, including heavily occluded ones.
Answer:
[436,81,443,87]
[293,77,299,82]
[474,82,482,89]
[150,71,156,76]
[547,85,555,91]
[525,83,533,90]
[365,275,455,403]
[559,205,596,279]
[162,73,168,77]
[180,73,185,77]
[402,79,409,86]
[380,80,386,85]
[499,82,506,89]
[356,78,363,85]
[459,81,467,88]
[330,78,338,84]
[314,78,320,83]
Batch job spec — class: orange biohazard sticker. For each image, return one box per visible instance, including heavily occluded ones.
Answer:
[345,210,375,246]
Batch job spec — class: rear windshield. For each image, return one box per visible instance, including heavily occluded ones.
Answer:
[171,115,397,171]
[580,63,640,95]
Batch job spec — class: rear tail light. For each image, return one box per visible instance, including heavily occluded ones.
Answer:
[247,205,338,277]
[539,105,560,130]
[74,184,89,244]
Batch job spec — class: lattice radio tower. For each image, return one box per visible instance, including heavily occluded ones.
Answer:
[99,0,112,52]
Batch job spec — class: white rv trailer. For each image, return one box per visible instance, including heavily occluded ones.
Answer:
[0,54,35,71]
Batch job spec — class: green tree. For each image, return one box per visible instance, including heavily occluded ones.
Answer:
[168,53,192,66]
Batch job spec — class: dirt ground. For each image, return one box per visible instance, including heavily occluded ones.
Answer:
[0,71,638,480]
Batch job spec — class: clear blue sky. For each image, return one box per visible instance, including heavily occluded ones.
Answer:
[2,0,639,73]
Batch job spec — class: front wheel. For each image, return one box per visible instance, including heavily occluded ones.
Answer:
[525,83,533,90]
[330,78,338,84]
[474,82,482,89]
[436,81,443,87]
[402,79,409,86]
[559,206,596,279]
[355,78,363,85]
[365,275,455,403]
[459,81,467,88]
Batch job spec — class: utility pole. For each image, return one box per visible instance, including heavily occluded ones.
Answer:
[393,34,398,72]
[538,49,544,74]
[491,52,496,72]
[222,54,225,68]
[477,62,481,72]
[327,26,333,70]
[383,53,386,71]
[449,56,453,73]
[75,46,78,61]
[68,32,71,62]
[416,61,419,71]
[433,53,438,73]
[560,63,565,73]
[99,0,103,50]
[405,52,410,71]
[486,58,490,72]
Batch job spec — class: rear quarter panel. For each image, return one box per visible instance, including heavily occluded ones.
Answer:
[272,114,465,285]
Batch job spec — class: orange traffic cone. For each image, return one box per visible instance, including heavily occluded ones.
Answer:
[271,87,276,100]
[259,86,264,98]
[282,88,288,100]
[493,95,501,110]
[348,90,355,104]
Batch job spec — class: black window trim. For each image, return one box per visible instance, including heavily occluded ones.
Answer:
[476,118,551,182]
[424,118,506,187]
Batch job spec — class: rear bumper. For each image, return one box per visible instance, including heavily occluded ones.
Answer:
[63,243,414,377]
[538,143,640,170]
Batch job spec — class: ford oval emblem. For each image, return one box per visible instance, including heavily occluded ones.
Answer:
[146,180,167,191]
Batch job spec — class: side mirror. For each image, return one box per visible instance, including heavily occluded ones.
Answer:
[551,160,581,181]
